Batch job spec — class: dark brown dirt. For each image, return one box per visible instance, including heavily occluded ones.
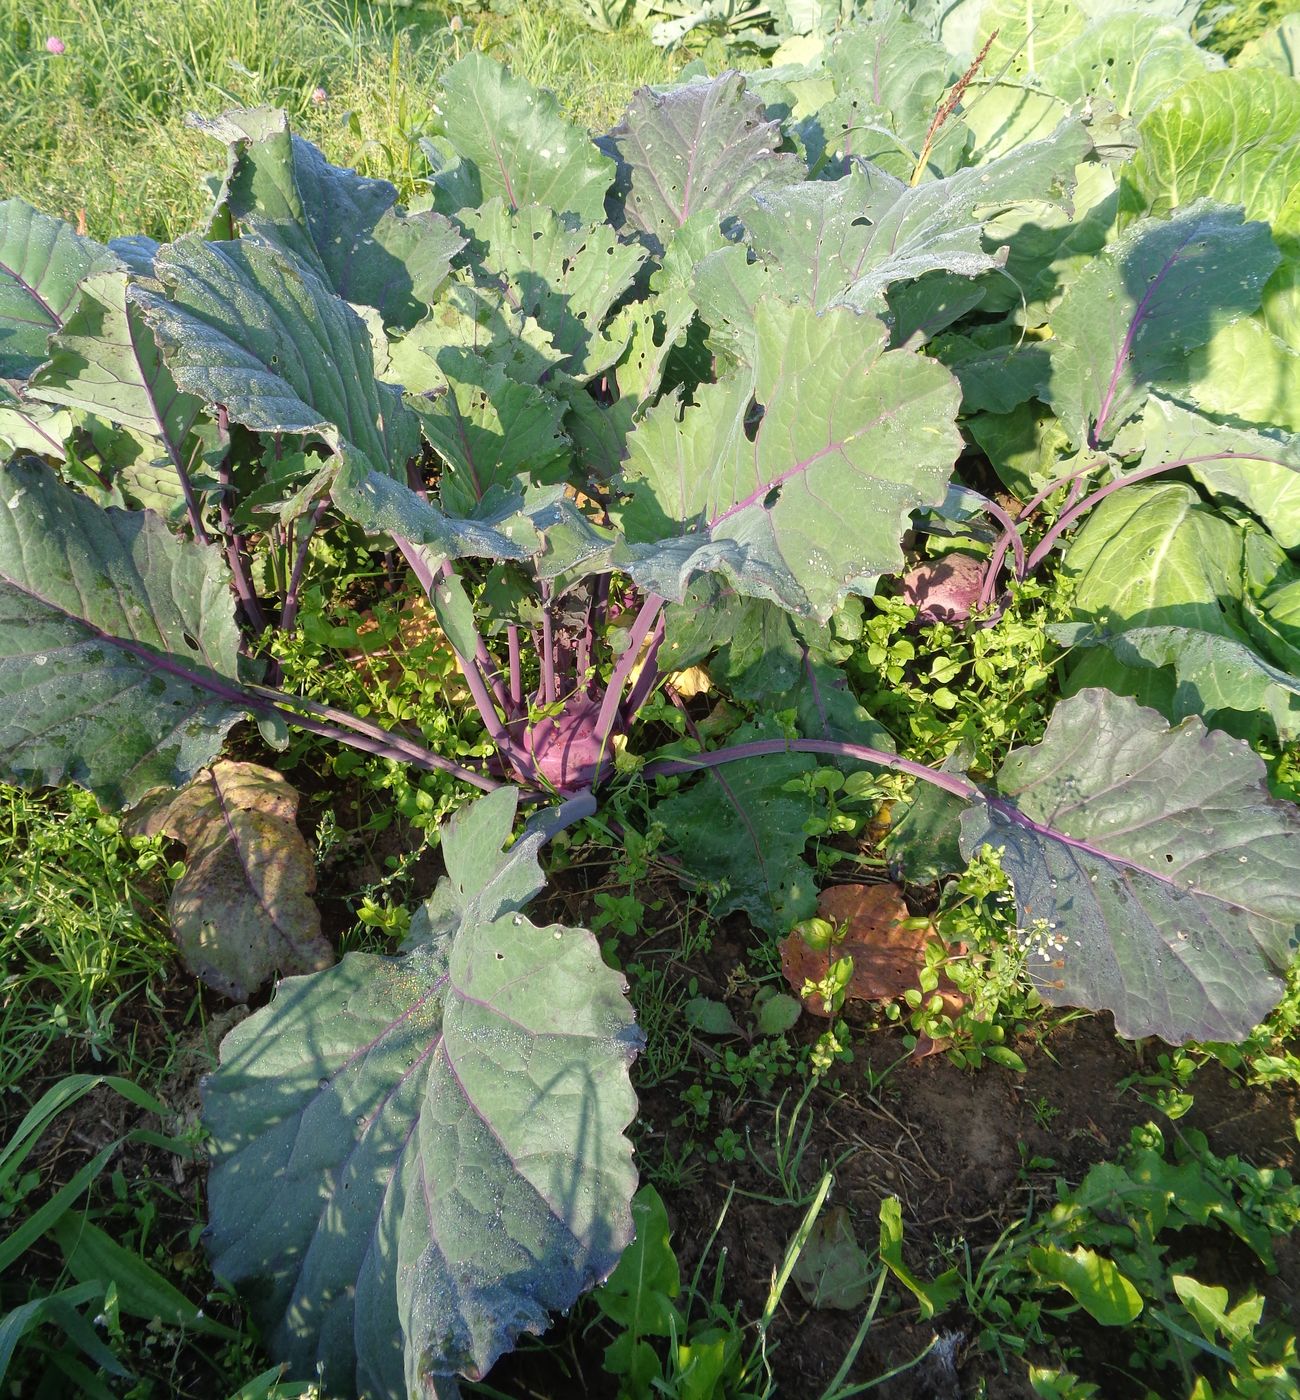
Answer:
[487,867,1300,1400]
[7,814,1299,1400]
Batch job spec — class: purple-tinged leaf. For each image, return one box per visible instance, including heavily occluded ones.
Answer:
[203,787,639,1399]
[0,459,249,809]
[133,238,523,561]
[1140,394,1300,550]
[961,688,1300,1042]
[131,761,331,999]
[602,72,804,253]
[1048,202,1279,448]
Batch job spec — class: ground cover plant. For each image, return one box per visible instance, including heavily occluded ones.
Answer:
[3,1,1300,1396]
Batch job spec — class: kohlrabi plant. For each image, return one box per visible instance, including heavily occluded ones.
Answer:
[3,3,1300,1393]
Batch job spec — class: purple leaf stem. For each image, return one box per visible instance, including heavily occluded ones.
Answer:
[978,461,1101,612]
[1023,451,1288,574]
[1091,224,1202,448]
[644,736,978,801]
[262,695,500,791]
[593,593,665,754]
[174,443,210,543]
[392,535,515,751]
[978,493,1026,580]
[508,625,522,708]
[214,409,267,635]
[620,613,666,720]
[540,583,556,708]
[279,497,330,635]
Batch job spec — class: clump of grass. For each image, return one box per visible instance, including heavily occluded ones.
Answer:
[0,786,179,1090]
[0,0,681,240]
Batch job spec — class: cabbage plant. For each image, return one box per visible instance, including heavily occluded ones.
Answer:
[3,5,1300,1393]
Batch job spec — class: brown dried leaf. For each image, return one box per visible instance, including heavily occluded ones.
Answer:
[779,883,965,1019]
[131,761,332,1000]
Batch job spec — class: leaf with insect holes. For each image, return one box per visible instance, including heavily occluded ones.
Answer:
[961,688,1300,1042]
[1040,13,1218,120]
[202,787,640,1400]
[732,119,1090,317]
[618,298,962,622]
[0,200,120,385]
[131,762,330,999]
[437,54,615,223]
[459,200,648,380]
[0,459,249,809]
[194,108,465,331]
[808,9,961,177]
[602,71,804,253]
[405,350,570,520]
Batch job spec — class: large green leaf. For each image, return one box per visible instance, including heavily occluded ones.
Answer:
[735,119,1090,316]
[0,459,248,808]
[978,158,1119,329]
[602,72,804,253]
[1038,12,1218,118]
[28,271,204,477]
[0,200,119,384]
[808,9,961,177]
[1062,481,1247,636]
[1184,316,1300,436]
[406,350,570,520]
[961,688,1300,1042]
[1054,622,1300,744]
[1124,69,1300,249]
[196,109,464,331]
[1047,202,1279,446]
[134,236,414,471]
[437,54,615,223]
[131,761,331,999]
[618,298,962,621]
[1139,394,1300,549]
[1060,480,1251,713]
[203,788,639,1399]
